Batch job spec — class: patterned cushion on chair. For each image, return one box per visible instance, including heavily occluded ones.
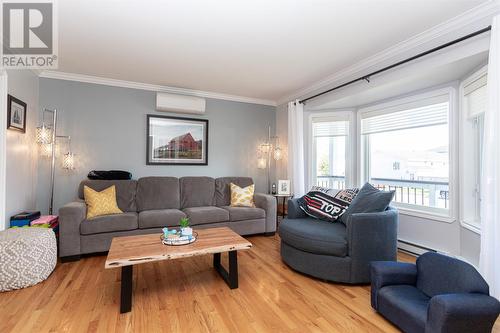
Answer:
[0,228,57,292]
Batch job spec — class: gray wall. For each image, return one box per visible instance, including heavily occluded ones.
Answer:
[38,78,276,213]
[5,70,39,229]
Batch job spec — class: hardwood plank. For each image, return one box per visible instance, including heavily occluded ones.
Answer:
[0,233,498,333]
[105,227,252,268]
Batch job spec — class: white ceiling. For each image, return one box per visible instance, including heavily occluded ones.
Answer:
[56,0,488,102]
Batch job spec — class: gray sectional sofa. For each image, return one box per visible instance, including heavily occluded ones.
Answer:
[59,176,276,261]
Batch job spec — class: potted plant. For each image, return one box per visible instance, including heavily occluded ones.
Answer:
[179,217,192,236]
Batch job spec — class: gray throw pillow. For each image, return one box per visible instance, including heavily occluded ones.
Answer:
[340,183,394,224]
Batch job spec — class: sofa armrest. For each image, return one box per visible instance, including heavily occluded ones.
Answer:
[287,198,306,219]
[426,293,500,333]
[58,200,86,257]
[370,261,417,309]
[346,207,399,283]
[254,193,277,233]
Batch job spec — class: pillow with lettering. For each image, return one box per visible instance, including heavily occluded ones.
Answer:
[309,185,340,196]
[298,188,359,222]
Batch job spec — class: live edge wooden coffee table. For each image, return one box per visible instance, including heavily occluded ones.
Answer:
[105,227,252,313]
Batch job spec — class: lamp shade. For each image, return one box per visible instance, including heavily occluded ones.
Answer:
[62,152,75,170]
[257,157,267,169]
[36,125,52,144]
[260,143,271,154]
[40,143,53,158]
[273,146,283,160]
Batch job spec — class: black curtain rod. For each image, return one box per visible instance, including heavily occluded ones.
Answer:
[298,25,492,105]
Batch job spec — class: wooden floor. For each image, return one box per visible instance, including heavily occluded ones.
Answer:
[0,233,498,333]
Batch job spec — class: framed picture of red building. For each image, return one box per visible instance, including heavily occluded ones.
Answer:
[147,115,208,165]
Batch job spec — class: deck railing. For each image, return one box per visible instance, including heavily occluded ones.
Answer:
[371,177,449,209]
[316,175,346,190]
[315,176,449,209]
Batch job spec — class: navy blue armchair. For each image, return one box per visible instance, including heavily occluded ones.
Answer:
[371,252,500,333]
[279,198,398,283]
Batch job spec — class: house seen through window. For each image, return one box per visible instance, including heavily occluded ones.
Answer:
[361,95,451,214]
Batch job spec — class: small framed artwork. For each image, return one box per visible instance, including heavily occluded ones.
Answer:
[278,180,291,195]
[147,115,209,165]
[7,95,27,133]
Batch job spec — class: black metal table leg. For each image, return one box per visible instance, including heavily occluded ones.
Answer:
[213,252,221,268]
[228,250,238,288]
[213,251,238,289]
[120,265,133,313]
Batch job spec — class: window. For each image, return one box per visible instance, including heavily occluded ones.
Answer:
[311,116,349,189]
[461,67,487,232]
[360,93,451,216]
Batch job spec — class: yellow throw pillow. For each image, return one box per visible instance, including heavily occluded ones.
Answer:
[230,183,255,207]
[84,185,123,219]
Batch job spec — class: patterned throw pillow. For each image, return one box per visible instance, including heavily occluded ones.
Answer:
[310,185,340,196]
[298,188,359,222]
[84,185,123,219]
[230,183,255,207]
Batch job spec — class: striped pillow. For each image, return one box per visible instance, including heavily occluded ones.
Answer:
[298,188,358,222]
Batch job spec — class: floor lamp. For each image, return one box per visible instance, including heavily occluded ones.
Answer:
[36,108,75,215]
[258,126,282,194]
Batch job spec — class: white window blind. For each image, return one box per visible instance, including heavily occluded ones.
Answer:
[361,100,449,135]
[464,74,487,119]
[313,120,348,137]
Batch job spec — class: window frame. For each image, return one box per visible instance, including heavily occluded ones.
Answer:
[306,111,355,190]
[357,87,458,223]
[459,65,488,234]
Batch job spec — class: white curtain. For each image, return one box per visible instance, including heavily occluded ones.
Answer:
[480,14,500,299]
[287,100,305,197]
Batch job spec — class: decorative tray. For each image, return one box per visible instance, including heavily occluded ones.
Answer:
[161,230,198,246]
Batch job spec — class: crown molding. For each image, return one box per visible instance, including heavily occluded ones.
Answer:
[276,1,500,105]
[39,70,277,107]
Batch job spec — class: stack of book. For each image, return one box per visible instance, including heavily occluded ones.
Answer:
[10,211,41,227]
[30,215,59,234]
[10,212,59,235]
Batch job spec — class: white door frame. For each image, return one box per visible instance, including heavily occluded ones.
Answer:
[0,70,7,230]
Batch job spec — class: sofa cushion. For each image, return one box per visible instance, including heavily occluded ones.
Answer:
[416,252,489,298]
[78,180,137,212]
[222,206,265,222]
[138,209,186,229]
[230,183,255,207]
[83,185,123,219]
[215,177,254,206]
[80,212,138,235]
[136,177,180,211]
[341,183,394,224]
[183,206,229,225]
[279,218,347,257]
[180,177,215,208]
[377,285,429,333]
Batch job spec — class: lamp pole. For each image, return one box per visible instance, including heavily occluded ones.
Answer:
[267,126,271,194]
[38,108,74,215]
[48,109,57,215]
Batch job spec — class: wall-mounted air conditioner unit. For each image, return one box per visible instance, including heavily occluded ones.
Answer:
[156,92,206,114]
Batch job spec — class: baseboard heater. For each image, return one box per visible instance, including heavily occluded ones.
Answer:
[397,239,437,257]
